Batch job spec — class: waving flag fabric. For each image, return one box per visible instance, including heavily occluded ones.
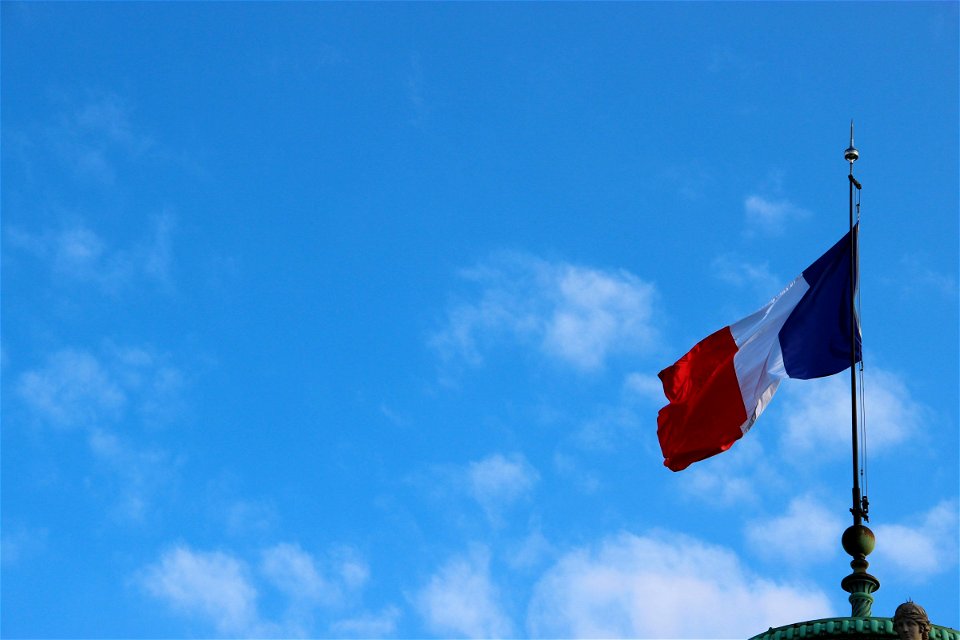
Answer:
[657,226,860,471]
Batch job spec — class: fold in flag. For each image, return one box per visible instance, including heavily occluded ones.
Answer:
[657,225,861,471]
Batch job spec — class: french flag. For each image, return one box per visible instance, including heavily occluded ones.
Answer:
[657,226,861,471]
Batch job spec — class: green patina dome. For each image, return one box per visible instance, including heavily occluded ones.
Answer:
[749,617,960,640]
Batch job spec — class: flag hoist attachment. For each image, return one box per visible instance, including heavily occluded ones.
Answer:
[840,121,879,617]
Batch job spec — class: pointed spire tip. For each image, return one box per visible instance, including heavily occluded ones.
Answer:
[845,121,859,164]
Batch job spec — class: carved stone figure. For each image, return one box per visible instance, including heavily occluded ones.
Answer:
[893,602,931,640]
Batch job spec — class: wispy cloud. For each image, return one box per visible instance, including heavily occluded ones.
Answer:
[15,344,187,520]
[142,546,264,637]
[0,522,49,567]
[622,372,666,406]
[526,531,834,638]
[405,53,429,126]
[74,95,149,149]
[872,499,959,583]
[224,499,280,538]
[655,162,717,201]
[711,253,783,299]
[468,453,539,525]
[552,451,601,495]
[778,367,925,459]
[882,253,958,300]
[432,254,660,373]
[743,194,811,237]
[261,543,340,606]
[745,495,844,566]
[37,93,154,185]
[413,546,514,639]
[259,543,370,636]
[330,606,401,638]
[707,46,761,78]
[142,212,176,290]
[676,437,780,507]
[251,43,344,78]
[142,542,382,638]
[7,212,176,294]
[17,348,126,429]
[16,344,185,431]
[87,427,180,522]
[571,404,643,454]
[505,526,555,571]
[409,453,541,530]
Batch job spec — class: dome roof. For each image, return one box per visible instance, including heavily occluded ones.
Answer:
[750,617,959,640]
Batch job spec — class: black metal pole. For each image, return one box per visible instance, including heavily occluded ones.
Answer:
[840,124,879,617]
[849,165,861,526]
[845,122,862,526]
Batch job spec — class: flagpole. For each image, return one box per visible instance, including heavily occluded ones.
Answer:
[845,122,863,527]
[840,122,878,617]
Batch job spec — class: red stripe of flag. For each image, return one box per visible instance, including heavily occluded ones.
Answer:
[657,327,748,471]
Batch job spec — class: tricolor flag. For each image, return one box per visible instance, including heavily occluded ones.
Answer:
[657,226,861,471]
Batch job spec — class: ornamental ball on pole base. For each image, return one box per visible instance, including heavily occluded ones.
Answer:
[841,523,876,558]
[841,524,880,617]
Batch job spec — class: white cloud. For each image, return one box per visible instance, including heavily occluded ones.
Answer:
[335,550,371,592]
[681,465,758,506]
[74,94,148,150]
[744,195,811,236]
[330,606,401,637]
[16,345,184,431]
[707,46,761,77]
[468,453,539,523]
[87,427,178,522]
[623,372,666,406]
[143,542,379,638]
[0,522,48,567]
[577,373,666,456]
[17,349,126,429]
[51,224,133,291]
[55,226,106,270]
[261,543,340,607]
[506,526,555,571]
[225,499,279,536]
[260,543,370,611]
[872,499,959,583]
[553,451,601,494]
[142,212,176,289]
[745,495,844,565]
[882,254,958,300]
[676,437,781,507]
[8,214,176,294]
[544,264,658,369]
[379,403,412,427]
[16,345,185,521]
[779,367,924,459]
[711,253,783,298]
[49,94,153,184]
[432,254,659,372]
[526,531,833,638]
[142,545,265,637]
[572,405,643,453]
[414,546,514,638]
[406,53,429,126]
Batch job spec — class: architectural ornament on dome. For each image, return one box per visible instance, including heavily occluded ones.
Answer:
[894,602,932,640]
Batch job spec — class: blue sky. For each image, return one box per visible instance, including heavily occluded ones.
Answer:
[2,3,958,638]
